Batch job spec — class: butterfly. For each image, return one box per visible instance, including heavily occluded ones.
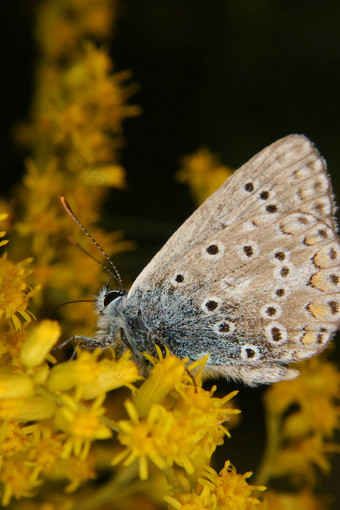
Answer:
[60,134,340,385]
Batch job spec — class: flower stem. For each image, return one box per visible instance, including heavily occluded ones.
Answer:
[254,411,282,486]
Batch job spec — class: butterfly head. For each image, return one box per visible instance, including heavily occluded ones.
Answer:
[96,287,127,318]
[96,286,152,364]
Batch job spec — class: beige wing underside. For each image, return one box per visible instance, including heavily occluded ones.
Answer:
[127,134,340,384]
[129,134,336,295]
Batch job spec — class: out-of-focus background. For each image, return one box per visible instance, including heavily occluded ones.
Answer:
[2,0,340,506]
[2,1,340,276]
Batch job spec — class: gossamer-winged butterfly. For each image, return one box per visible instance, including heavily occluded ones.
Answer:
[60,134,340,386]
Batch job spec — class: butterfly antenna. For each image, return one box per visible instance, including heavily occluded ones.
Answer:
[48,299,95,318]
[59,195,124,292]
[67,235,118,280]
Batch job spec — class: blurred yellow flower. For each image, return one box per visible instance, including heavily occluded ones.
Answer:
[0,213,9,249]
[0,254,38,330]
[269,433,340,484]
[20,320,61,367]
[0,459,42,506]
[177,148,233,204]
[0,422,37,459]
[0,375,34,399]
[264,489,328,510]
[257,357,340,491]
[35,0,116,59]
[0,397,56,422]
[265,358,340,418]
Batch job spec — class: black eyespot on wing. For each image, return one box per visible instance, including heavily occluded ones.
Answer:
[207,244,219,255]
[260,190,269,200]
[244,182,254,192]
[280,266,290,277]
[266,204,278,213]
[175,274,185,283]
[206,300,218,311]
[271,327,282,342]
[218,322,230,332]
[245,348,255,358]
[243,245,254,257]
[103,291,122,307]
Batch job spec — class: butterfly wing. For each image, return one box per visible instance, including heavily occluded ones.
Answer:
[127,135,340,384]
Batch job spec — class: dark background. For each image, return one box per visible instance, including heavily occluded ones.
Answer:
[2,0,340,506]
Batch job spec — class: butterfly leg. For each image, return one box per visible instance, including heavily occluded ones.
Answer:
[53,335,98,351]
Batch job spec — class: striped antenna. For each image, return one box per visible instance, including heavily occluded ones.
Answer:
[59,195,124,292]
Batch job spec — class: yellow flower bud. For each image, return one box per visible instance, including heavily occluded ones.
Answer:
[133,354,186,417]
[21,320,61,367]
[0,375,34,399]
[0,396,56,421]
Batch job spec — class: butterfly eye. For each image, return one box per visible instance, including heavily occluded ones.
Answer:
[103,291,122,307]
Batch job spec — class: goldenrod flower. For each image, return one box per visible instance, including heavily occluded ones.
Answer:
[177,148,233,205]
[114,354,239,480]
[133,349,188,416]
[0,459,42,506]
[268,433,340,484]
[264,489,327,510]
[166,461,265,510]
[166,491,213,510]
[265,357,340,418]
[113,400,173,479]
[205,462,266,509]
[26,428,64,480]
[35,0,115,59]
[0,397,56,422]
[0,375,34,399]
[55,394,112,460]
[257,357,340,490]
[0,213,9,248]
[0,254,38,330]
[20,320,61,367]
[48,350,140,399]
[0,422,37,459]
[51,455,96,493]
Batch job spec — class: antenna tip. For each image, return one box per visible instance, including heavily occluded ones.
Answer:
[59,195,74,217]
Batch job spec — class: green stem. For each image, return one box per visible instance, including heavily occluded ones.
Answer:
[71,463,155,510]
[254,411,282,486]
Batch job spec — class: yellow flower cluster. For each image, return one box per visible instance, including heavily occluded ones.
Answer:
[4,0,339,508]
[1,3,266,507]
[256,357,340,508]
[0,224,259,508]
[113,351,240,480]
[11,0,138,335]
[0,215,142,505]
[166,462,265,510]
[176,148,233,205]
